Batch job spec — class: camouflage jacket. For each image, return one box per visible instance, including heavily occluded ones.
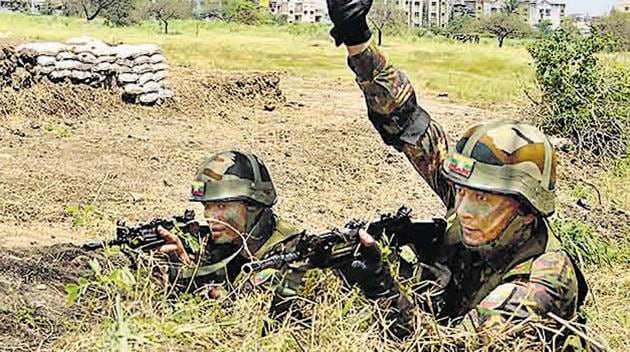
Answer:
[347,44,586,332]
[172,214,302,304]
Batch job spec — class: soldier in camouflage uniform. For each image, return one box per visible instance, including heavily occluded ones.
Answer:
[325,0,589,345]
[156,150,304,318]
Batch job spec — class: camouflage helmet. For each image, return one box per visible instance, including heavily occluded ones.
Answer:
[190,150,277,207]
[441,120,557,217]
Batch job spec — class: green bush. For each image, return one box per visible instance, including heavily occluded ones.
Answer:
[552,218,617,266]
[527,29,630,160]
[223,0,271,25]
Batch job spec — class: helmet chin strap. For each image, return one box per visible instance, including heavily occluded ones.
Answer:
[243,206,274,252]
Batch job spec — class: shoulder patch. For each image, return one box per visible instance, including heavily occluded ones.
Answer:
[250,268,275,286]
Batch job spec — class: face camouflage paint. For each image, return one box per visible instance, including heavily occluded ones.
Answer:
[204,201,249,244]
[454,185,520,246]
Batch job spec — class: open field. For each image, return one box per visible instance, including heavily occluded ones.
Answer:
[0,13,534,108]
[1,13,629,351]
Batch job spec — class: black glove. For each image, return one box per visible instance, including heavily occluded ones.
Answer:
[339,235,397,299]
[326,0,373,46]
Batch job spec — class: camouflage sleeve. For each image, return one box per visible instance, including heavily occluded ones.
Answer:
[463,250,579,331]
[260,233,308,326]
[348,44,454,207]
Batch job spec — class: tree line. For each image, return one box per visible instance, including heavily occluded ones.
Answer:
[25,0,630,49]
[35,0,273,34]
[371,0,629,49]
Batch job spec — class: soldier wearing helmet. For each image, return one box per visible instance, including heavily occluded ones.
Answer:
[325,0,588,343]
[156,150,304,315]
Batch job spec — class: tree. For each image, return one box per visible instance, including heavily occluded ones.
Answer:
[64,0,125,21]
[481,12,529,47]
[368,0,406,46]
[102,0,139,26]
[143,0,193,34]
[501,0,521,15]
[534,19,553,38]
[446,14,478,37]
[593,12,630,51]
[222,0,270,24]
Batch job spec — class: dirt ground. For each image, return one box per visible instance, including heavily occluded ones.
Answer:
[0,65,627,350]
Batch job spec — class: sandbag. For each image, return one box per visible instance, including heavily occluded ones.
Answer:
[57,52,75,61]
[36,56,57,67]
[141,81,161,93]
[139,92,159,104]
[153,70,167,82]
[17,42,68,56]
[118,73,139,84]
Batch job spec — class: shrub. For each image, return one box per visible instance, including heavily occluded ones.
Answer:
[223,0,271,25]
[527,29,630,160]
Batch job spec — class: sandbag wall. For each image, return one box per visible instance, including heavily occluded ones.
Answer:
[11,37,173,105]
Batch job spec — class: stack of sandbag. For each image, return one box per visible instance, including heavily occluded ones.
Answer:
[13,37,173,105]
[0,45,19,87]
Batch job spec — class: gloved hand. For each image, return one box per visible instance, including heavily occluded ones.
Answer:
[340,229,397,299]
[326,0,373,46]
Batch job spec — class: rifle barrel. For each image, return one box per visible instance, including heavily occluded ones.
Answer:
[241,252,302,275]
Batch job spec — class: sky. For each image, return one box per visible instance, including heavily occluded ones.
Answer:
[565,0,618,15]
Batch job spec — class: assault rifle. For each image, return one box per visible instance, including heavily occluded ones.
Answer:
[82,209,209,254]
[241,206,446,275]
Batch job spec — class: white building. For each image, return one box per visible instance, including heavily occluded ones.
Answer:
[481,0,504,15]
[269,0,328,23]
[613,0,630,13]
[0,0,46,13]
[391,0,424,27]
[527,0,566,28]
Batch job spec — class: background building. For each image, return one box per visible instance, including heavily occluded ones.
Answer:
[528,0,566,28]
[269,0,328,23]
[613,0,630,13]
[426,0,452,27]
[391,0,424,27]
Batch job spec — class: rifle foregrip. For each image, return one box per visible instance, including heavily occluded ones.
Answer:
[241,252,302,275]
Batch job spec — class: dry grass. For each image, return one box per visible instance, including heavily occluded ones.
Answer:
[0,15,628,352]
[0,12,534,108]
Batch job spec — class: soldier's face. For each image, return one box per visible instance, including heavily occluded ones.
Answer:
[454,186,520,246]
[203,201,248,244]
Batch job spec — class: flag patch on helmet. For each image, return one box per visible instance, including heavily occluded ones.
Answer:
[191,181,205,197]
[448,154,475,178]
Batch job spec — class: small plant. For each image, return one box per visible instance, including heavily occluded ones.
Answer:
[64,203,100,228]
[552,217,617,266]
[43,122,71,138]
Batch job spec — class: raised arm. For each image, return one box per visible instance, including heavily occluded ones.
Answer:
[346,44,454,207]
[327,0,454,207]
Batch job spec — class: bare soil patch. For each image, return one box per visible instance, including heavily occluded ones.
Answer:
[0,64,626,350]
[0,244,107,351]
